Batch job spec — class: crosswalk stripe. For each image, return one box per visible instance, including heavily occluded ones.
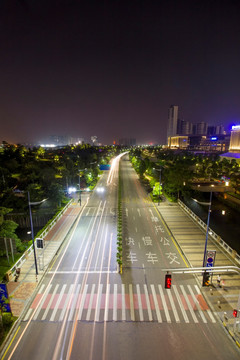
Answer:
[42,284,59,321]
[104,284,110,321]
[122,284,126,321]
[172,285,189,323]
[144,284,153,321]
[77,284,88,320]
[158,284,171,323]
[86,284,95,321]
[180,285,198,323]
[150,284,162,323]
[194,285,216,323]
[166,288,180,323]
[69,284,81,321]
[113,284,117,321]
[33,284,53,321]
[39,284,45,294]
[50,284,67,321]
[136,284,144,321]
[187,285,207,323]
[129,284,135,321]
[59,284,74,322]
[29,282,214,325]
[24,308,32,322]
[95,284,103,322]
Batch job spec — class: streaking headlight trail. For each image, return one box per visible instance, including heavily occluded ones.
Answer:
[107,152,128,185]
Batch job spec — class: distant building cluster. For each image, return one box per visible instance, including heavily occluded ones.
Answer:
[118,138,136,146]
[167,105,230,152]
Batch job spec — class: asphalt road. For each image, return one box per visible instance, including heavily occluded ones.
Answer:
[4,154,240,360]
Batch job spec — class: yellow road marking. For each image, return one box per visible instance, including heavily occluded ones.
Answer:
[1,325,20,360]
[153,203,189,268]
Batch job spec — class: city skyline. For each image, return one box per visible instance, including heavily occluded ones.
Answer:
[1,1,240,145]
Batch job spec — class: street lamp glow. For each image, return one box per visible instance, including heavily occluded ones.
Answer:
[68,187,77,194]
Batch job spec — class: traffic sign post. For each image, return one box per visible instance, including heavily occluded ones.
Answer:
[203,250,216,285]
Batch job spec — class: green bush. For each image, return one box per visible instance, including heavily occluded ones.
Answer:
[2,313,14,328]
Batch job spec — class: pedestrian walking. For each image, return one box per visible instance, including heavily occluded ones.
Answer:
[217,274,221,287]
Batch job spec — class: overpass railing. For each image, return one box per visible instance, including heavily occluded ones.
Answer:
[178,199,240,266]
[7,199,73,279]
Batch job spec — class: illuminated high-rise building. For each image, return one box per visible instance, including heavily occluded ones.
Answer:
[229,125,240,152]
[167,105,179,142]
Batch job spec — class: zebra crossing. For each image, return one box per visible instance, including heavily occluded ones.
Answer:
[23,283,216,324]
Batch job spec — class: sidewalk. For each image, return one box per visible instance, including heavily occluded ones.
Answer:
[6,201,82,318]
[156,200,240,348]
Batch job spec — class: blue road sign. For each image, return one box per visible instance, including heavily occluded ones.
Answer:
[0,283,11,313]
[99,164,111,170]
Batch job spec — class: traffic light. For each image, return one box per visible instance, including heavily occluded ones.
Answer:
[165,273,172,289]
[202,272,210,287]
[36,238,44,249]
[233,309,238,318]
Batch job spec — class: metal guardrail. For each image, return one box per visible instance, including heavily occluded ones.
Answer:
[8,199,73,277]
[178,199,240,266]
[162,265,240,274]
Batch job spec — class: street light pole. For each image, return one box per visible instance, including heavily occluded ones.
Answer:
[28,191,38,277]
[159,168,162,205]
[202,191,213,269]
[78,168,87,206]
[153,167,162,205]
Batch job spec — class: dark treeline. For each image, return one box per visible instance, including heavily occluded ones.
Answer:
[0,143,122,255]
[129,147,240,202]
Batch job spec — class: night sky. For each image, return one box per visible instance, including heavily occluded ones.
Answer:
[1,0,240,145]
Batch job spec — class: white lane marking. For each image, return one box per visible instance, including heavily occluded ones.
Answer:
[50,284,67,322]
[113,284,117,321]
[126,208,128,217]
[33,284,53,321]
[86,208,91,216]
[136,284,144,321]
[68,284,81,321]
[122,284,126,321]
[95,284,103,322]
[86,284,96,321]
[158,285,171,323]
[187,285,207,323]
[42,284,59,321]
[135,227,138,233]
[94,219,108,271]
[137,208,141,217]
[172,285,189,323]
[180,285,198,323]
[194,285,216,323]
[104,284,110,321]
[129,284,135,321]
[167,288,180,323]
[77,284,88,320]
[150,284,162,323]
[144,284,153,321]
[59,284,74,322]
[48,270,118,274]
